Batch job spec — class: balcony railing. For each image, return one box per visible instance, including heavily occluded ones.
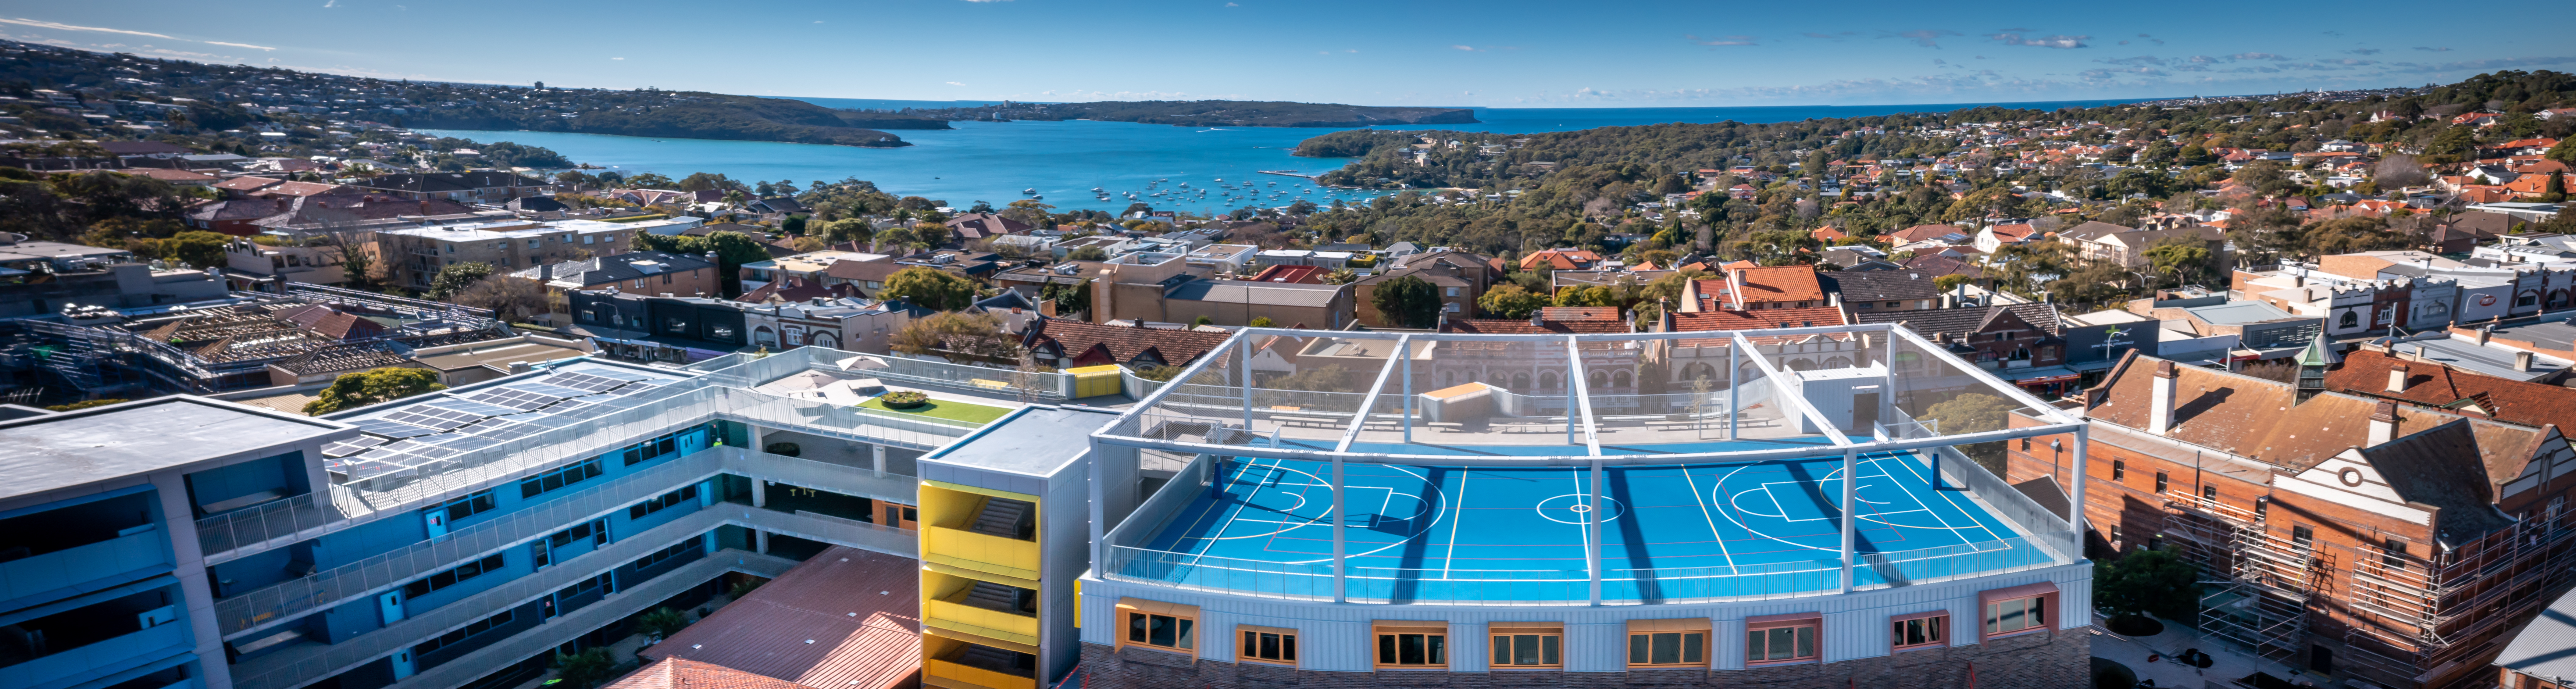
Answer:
[0,622,190,689]
[0,528,171,605]
[378,550,798,689]
[218,446,919,639]
[924,527,1041,581]
[223,506,914,689]
[926,658,1037,689]
[925,598,1039,647]
[198,373,979,563]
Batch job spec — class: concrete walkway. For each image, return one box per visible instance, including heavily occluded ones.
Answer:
[2091,612,2327,688]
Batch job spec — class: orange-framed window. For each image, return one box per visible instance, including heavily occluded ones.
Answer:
[1373,622,1448,669]
[1627,618,1710,668]
[1487,622,1562,669]
[1745,613,1820,666]
[1237,624,1297,666]
[1980,582,2060,641]
[1890,610,1948,651]
[1116,598,1198,656]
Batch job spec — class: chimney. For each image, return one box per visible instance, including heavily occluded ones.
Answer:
[1828,292,1840,307]
[2148,359,2180,436]
[2516,350,2535,372]
[2368,401,2399,446]
[2292,274,2304,287]
[2386,364,2409,393]
[1941,293,1958,309]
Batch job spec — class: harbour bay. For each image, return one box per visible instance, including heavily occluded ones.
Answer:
[421,97,2146,214]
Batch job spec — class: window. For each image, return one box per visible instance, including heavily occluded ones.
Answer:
[621,428,688,465]
[2292,524,2315,546]
[2155,471,2169,493]
[1117,599,1197,655]
[527,239,539,249]
[2255,497,2269,520]
[428,490,496,522]
[2111,460,2125,481]
[632,540,694,571]
[2338,311,2359,328]
[555,572,612,606]
[403,553,507,598]
[550,519,607,548]
[628,485,698,519]
[1488,623,1561,668]
[1980,583,2058,640]
[521,458,604,498]
[1626,619,1708,668]
[413,609,512,655]
[1891,612,1948,651]
[1238,625,1297,665]
[1746,614,1819,665]
[2382,538,2409,569]
[2201,485,2218,503]
[1374,623,1447,668]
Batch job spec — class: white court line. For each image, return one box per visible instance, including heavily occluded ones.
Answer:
[1880,450,2009,544]
[1681,466,1741,576]
[1712,463,1839,553]
[1182,458,1278,560]
[1443,469,1472,580]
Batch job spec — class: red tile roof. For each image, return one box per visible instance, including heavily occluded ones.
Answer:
[1249,264,1324,284]
[1024,318,1231,368]
[1730,265,1827,304]
[1667,307,1849,332]
[2324,349,2576,435]
[1538,306,1621,321]
[1438,318,1632,334]
[640,547,920,689]
[605,659,812,689]
[1519,248,1602,270]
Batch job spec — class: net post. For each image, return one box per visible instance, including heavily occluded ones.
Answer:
[1839,447,1857,594]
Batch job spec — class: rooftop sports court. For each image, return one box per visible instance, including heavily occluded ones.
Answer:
[1110,439,2054,603]
[1094,326,2088,604]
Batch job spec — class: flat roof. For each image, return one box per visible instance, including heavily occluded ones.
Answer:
[412,339,591,372]
[2497,587,2576,680]
[2185,300,2305,326]
[925,405,1116,477]
[2385,337,2570,380]
[0,398,346,502]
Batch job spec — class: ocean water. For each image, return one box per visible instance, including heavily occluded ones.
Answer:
[419,97,2146,214]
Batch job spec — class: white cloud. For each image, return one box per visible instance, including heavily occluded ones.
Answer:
[204,41,276,51]
[1989,32,2089,49]
[0,17,173,39]
[322,0,337,7]
[1688,34,1757,47]
[946,81,966,86]
[611,57,624,60]
[1451,45,1477,51]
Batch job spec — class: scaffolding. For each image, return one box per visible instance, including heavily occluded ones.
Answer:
[2172,496,2328,665]
[7,290,500,396]
[2333,505,2576,689]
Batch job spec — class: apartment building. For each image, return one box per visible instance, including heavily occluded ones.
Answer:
[369,220,638,291]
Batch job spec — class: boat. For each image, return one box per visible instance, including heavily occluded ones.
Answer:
[1022,188,1037,195]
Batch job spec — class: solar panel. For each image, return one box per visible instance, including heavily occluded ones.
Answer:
[378,407,484,431]
[465,388,561,411]
[504,383,590,398]
[352,418,440,438]
[423,399,526,417]
[544,372,629,392]
[453,416,530,440]
[320,436,388,458]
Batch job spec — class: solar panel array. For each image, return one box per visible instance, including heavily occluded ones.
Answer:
[327,365,684,480]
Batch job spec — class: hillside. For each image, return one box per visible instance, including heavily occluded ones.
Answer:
[902,100,1479,127]
[405,93,939,148]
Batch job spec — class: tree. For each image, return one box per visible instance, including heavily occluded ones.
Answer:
[819,218,872,244]
[2544,172,2568,204]
[166,230,230,269]
[1248,316,1276,328]
[636,608,689,641]
[426,261,495,299]
[303,367,447,415]
[2374,154,2430,188]
[452,276,551,322]
[1039,279,1091,319]
[889,311,1014,361]
[678,172,733,192]
[880,266,978,311]
[2094,548,2201,623]
[1065,245,1109,261]
[1933,274,1972,294]
[1371,274,1441,328]
[2547,138,2576,167]
[550,648,622,689]
[2142,237,2214,287]
[1478,284,1549,319]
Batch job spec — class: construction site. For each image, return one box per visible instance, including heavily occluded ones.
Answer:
[0,283,502,402]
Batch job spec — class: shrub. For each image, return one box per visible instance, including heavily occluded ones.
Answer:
[879,391,930,409]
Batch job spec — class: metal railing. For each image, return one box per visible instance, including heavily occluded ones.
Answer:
[224,505,912,689]
[378,550,799,689]
[216,446,920,639]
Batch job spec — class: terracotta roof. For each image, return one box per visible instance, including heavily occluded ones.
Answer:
[2084,354,2489,473]
[1249,264,1324,284]
[1439,318,1632,334]
[214,176,285,192]
[605,659,812,689]
[2324,349,2576,437]
[944,212,1033,240]
[1889,224,1972,244]
[1519,248,1601,270]
[1538,306,1621,321]
[1023,319,1231,367]
[640,546,919,689]
[1730,265,1827,304]
[1667,306,1850,332]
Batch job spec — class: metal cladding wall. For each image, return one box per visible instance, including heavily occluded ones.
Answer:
[1077,561,2091,674]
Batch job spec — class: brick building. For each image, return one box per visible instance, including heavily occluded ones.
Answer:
[2008,352,2576,689]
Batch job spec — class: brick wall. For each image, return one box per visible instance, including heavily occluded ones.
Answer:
[1078,628,2085,689]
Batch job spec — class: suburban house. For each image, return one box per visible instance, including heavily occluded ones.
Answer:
[353,171,555,202]
[1823,270,1946,313]
[1684,264,1832,311]
[1351,250,1492,327]
[1021,318,1230,369]
[514,251,721,299]
[944,213,1034,241]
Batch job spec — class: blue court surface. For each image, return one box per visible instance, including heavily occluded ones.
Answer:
[1116,443,2050,602]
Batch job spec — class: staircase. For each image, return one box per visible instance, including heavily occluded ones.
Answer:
[962,581,1034,615]
[969,498,1036,540]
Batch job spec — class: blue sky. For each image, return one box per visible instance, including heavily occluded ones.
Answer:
[3,1,2563,107]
